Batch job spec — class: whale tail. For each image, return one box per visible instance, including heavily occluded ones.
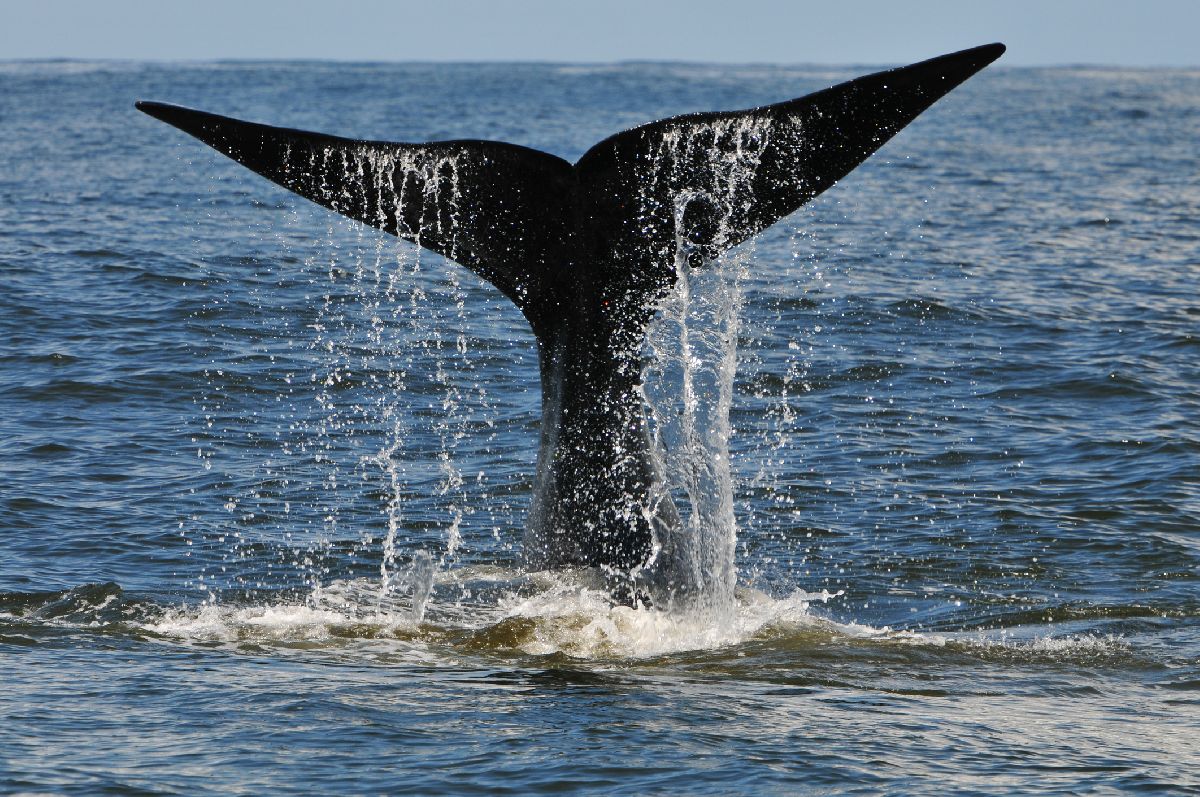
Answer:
[138,44,1004,586]
[136,43,1004,330]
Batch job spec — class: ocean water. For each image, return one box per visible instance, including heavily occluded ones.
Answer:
[2,59,1198,794]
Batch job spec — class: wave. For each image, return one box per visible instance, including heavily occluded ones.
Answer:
[0,576,1154,670]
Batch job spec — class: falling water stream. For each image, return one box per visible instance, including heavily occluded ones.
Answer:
[640,118,776,616]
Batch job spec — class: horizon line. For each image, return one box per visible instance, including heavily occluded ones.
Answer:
[5,56,1199,70]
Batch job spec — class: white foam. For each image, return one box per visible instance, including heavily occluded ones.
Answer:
[960,630,1131,660]
[489,582,835,658]
[137,570,1131,665]
[139,570,847,661]
[144,599,418,644]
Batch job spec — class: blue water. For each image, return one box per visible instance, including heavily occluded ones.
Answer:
[2,59,1199,794]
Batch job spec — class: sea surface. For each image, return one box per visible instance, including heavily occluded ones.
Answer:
[2,59,1198,795]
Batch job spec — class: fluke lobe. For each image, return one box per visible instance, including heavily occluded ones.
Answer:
[138,43,1005,601]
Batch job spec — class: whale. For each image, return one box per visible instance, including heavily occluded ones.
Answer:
[138,43,1004,601]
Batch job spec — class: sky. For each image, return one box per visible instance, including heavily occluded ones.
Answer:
[2,0,1197,66]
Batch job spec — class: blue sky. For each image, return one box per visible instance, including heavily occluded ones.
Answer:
[3,0,1197,66]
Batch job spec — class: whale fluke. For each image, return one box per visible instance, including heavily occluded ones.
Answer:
[575,43,1005,284]
[136,99,577,335]
[139,43,1004,596]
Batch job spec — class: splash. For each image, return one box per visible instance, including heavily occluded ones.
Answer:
[306,146,480,599]
[299,131,775,620]
[130,572,1137,667]
[141,569,839,660]
[182,146,502,602]
[641,117,773,615]
[189,125,789,634]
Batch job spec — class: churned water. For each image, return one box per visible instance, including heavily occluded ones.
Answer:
[2,59,1198,794]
